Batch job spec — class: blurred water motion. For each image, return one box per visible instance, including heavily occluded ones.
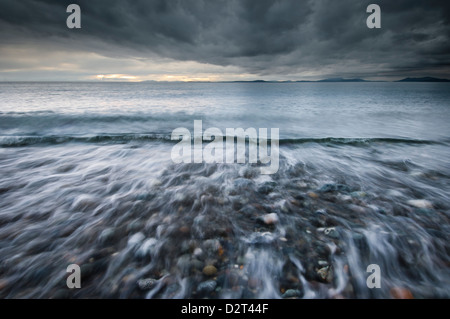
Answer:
[0,82,449,298]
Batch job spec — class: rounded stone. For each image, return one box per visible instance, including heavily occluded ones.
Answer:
[197,280,217,294]
[202,265,218,276]
[137,278,157,290]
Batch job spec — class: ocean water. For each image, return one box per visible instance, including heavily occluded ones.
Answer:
[0,82,449,298]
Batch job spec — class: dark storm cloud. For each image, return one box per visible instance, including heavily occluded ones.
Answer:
[0,0,449,78]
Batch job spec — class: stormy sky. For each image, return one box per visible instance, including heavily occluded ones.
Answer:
[0,0,449,81]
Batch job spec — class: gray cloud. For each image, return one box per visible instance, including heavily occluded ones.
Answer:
[0,0,449,80]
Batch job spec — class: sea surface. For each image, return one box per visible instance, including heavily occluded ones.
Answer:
[0,82,449,298]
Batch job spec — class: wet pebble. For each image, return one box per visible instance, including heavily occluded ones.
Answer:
[99,228,116,245]
[225,270,241,287]
[318,183,350,193]
[238,205,257,217]
[59,225,77,237]
[239,167,259,179]
[190,259,204,272]
[197,280,217,294]
[203,239,222,255]
[281,289,302,298]
[317,266,333,283]
[318,260,328,266]
[350,191,367,198]
[307,191,319,199]
[203,265,218,276]
[135,193,156,201]
[352,233,367,249]
[233,178,254,191]
[127,232,145,247]
[247,232,276,245]
[258,213,279,225]
[312,209,328,227]
[179,226,190,234]
[343,282,354,296]
[390,287,414,299]
[348,204,368,214]
[177,254,192,275]
[80,263,94,280]
[279,200,290,213]
[136,238,158,258]
[71,195,98,212]
[268,192,283,200]
[257,181,277,194]
[387,189,404,197]
[338,194,353,202]
[165,283,181,297]
[137,278,157,291]
[323,227,339,239]
[193,247,203,258]
[247,277,260,289]
[407,199,432,209]
[0,279,9,290]
[173,192,188,203]
[51,289,70,299]
[126,219,143,233]
[236,256,246,265]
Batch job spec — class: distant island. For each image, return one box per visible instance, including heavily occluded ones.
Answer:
[225,77,449,83]
[396,77,450,82]
[121,77,450,84]
[317,78,368,82]
[229,78,370,83]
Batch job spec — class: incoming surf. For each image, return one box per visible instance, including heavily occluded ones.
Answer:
[171,120,279,174]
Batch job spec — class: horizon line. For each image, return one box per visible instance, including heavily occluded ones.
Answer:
[1,76,449,83]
